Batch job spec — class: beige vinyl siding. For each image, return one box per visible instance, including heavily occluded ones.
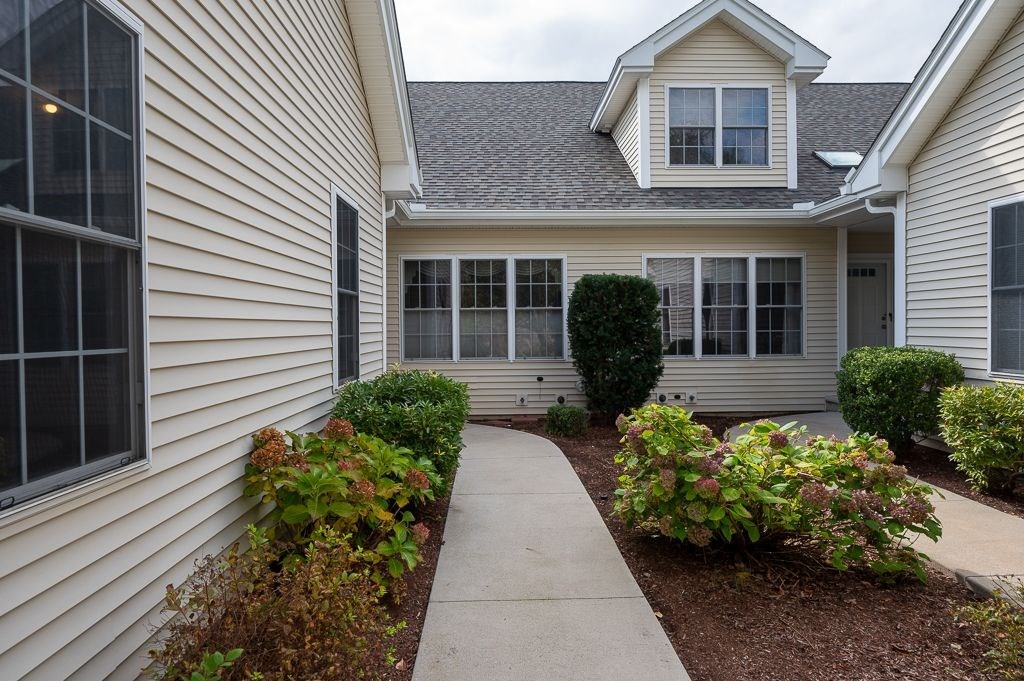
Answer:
[612,89,642,182]
[906,12,1024,382]
[0,1,388,679]
[387,225,837,416]
[649,20,788,188]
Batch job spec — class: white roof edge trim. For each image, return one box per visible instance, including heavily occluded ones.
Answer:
[591,0,829,131]
[392,202,820,227]
[380,0,423,196]
[844,0,1023,196]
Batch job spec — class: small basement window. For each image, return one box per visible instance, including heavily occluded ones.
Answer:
[814,151,863,169]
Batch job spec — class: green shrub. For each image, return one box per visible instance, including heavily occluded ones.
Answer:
[151,525,397,681]
[332,368,470,493]
[837,346,964,453]
[940,383,1024,493]
[545,404,590,437]
[567,274,664,419]
[243,421,437,582]
[957,581,1024,679]
[614,405,942,581]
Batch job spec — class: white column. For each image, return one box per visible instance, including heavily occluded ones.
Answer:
[894,192,908,346]
[836,227,848,366]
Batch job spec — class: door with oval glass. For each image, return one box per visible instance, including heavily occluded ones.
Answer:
[847,260,893,348]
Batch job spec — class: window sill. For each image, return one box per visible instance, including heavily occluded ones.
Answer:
[988,371,1024,382]
[0,460,151,530]
[664,164,772,170]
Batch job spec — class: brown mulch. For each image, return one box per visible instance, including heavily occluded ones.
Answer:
[899,443,1024,520]
[383,491,451,680]
[511,419,998,681]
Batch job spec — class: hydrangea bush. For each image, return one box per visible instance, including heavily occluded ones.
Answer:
[244,418,439,581]
[614,405,943,581]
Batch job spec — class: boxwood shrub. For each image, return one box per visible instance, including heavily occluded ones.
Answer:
[567,274,664,419]
[332,368,470,494]
[940,383,1024,493]
[614,405,942,581]
[545,404,590,437]
[836,346,964,453]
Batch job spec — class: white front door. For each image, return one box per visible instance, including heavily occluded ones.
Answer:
[847,262,892,348]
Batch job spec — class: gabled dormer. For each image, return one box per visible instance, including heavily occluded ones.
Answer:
[593,0,829,190]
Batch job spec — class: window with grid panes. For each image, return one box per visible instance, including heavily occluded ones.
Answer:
[459,259,508,360]
[755,257,802,355]
[402,260,453,360]
[701,257,748,356]
[993,201,1024,374]
[668,88,715,166]
[646,257,695,356]
[335,196,359,384]
[722,88,769,166]
[0,0,143,509]
[514,259,564,359]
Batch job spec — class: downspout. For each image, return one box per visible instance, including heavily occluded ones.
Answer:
[864,195,907,346]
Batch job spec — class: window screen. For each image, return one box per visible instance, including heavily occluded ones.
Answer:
[514,259,564,359]
[459,259,508,360]
[403,260,453,360]
[647,258,695,357]
[701,257,748,356]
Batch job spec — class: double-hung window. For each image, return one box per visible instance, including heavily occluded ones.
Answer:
[667,86,770,167]
[333,193,359,385]
[1,0,144,510]
[401,257,565,362]
[644,254,803,360]
[992,201,1024,374]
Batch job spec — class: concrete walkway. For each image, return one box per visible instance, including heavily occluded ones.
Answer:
[730,412,1024,596]
[412,425,689,681]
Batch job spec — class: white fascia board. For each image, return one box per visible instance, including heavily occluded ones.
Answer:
[392,204,816,228]
[844,0,1022,195]
[590,64,651,132]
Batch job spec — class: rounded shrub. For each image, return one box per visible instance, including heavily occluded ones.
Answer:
[940,382,1024,493]
[567,274,664,420]
[332,368,470,494]
[614,405,942,581]
[836,346,964,454]
[545,404,590,437]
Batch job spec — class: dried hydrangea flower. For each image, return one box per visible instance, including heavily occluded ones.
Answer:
[799,482,836,510]
[351,479,376,500]
[686,525,713,547]
[887,495,933,525]
[696,455,722,475]
[323,418,355,440]
[714,442,734,457]
[686,502,708,523]
[767,430,789,449]
[658,515,674,537]
[250,427,287,470]
[411,522,431,544]
[694,477,721,499]
[405,468,430,491]
[659,468,676,491]
[615,414,628,432]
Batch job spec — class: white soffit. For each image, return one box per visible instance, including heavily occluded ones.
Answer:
[346,0,422,198]
[590,0,829,132]
[846,0,1024,195]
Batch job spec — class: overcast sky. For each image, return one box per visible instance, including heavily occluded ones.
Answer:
[394,0,962,83]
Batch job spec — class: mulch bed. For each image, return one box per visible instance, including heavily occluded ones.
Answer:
[511,418,999,681]
[383,491,451,680]
[899,443,1024,520]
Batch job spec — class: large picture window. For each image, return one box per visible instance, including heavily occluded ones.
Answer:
[667,85,770,168]
[401,256,565,362]
[992,201,1024,374]
[0,0,142,510]
[644,254,804,361]
[334,194,359,385]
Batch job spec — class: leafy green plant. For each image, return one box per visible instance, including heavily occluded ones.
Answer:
[941,383,1024,493]
[545,404,590,437]
[151,526,396,681]
[176,650,242,681]
[243,421,436,581]
[332,368,470,494]
[957,582,1024,679]
[613,405,942,581]
[837,346,964,453]
[567,274,664,420]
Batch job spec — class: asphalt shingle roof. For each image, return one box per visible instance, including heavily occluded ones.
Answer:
[406,81,909,211]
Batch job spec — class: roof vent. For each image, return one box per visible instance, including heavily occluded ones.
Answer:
[814,151,863,168]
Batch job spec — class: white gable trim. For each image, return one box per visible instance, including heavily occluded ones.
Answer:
[846,0,1024,196]
[590,0,828,132]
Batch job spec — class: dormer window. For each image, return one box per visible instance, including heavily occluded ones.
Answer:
[667,85,770,168]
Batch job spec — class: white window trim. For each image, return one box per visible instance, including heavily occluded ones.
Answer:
[663,83,773,170]
[987,193,1024,380]
[0,0,150,523]
[399,254,569,363]
[643,252,807,360]
[331,185,361,390]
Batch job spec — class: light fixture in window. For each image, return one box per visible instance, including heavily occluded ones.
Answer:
[814,151,863,168]
[43,103,59,114]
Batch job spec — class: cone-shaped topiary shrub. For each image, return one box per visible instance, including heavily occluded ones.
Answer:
[567,274,663,420]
